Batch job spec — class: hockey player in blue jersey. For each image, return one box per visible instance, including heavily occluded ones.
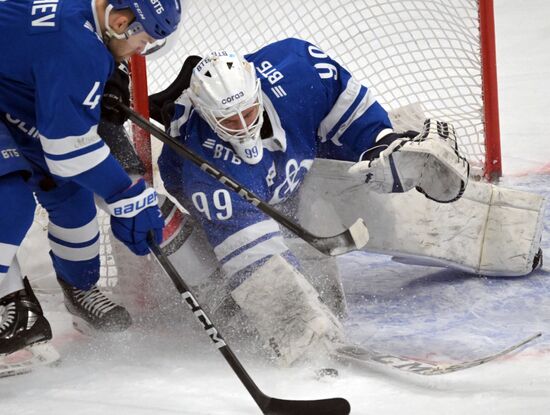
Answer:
[0,0,181,356]
[157,38,469,366]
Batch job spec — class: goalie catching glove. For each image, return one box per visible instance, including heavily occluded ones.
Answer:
[348,119,469,203]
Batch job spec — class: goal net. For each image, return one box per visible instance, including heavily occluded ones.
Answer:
[21,0,503,307]
[134,0,501,179]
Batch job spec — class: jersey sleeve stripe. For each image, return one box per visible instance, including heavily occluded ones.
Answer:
[44,142,110,177]
[213,219,281,259]
[43,139,105,161]
[39,125,101,155]
[329,88,378,146]
[47,220,100,244]
[317,77,361,142]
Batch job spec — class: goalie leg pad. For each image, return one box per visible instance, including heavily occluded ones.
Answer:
[286,238,348,319]
[299,158,545,277]
[231,255,345,367]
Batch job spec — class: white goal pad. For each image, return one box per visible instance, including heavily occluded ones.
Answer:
[297,159,545,277]
[231,254,345,366]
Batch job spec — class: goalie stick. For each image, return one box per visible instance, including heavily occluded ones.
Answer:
[334,332,541,376]
[0,343,60,378]
[121,104,369,256]
[148,235,351,415]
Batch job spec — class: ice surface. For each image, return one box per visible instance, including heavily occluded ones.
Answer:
[2,1,549,414]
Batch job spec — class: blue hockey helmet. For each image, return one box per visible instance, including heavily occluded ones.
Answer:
[109,0,182,40]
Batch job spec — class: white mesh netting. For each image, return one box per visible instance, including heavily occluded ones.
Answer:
[21,0,495,298]
[144,0,489,172]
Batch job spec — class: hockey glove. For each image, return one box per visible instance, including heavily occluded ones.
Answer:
[101,62,130,125]
[106,179,164,255]
[348,119,470,203]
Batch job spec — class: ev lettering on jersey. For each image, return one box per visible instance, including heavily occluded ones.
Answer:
[256,61,284,85]
[221,91,244,105]
[1,149,20,159]
[30,0,62,32]
[150,0,165,14]
[4,114,40,140]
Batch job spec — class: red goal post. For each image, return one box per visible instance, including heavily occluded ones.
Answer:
[130,0,502,180]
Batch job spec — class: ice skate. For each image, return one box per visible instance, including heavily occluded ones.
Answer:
[57,277,132,333]
[0,277,52,356]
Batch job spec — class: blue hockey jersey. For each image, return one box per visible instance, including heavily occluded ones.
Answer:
[159,38,392,287]
[0,0,130,197]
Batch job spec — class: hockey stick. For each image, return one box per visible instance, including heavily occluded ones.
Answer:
[335,332,542,375]
[147,235,351,415]
[122,104,369,256]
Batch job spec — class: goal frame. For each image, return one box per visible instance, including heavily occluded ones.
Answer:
[129,0,502,181]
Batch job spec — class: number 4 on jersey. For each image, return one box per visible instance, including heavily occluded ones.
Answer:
[83,81,101,110]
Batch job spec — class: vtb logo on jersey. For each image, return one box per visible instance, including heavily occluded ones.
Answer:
[202,138,242,165]
[256,60,287,98]
[1,149,20,159]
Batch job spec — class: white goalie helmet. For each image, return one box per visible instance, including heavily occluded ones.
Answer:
[188,51,264,164]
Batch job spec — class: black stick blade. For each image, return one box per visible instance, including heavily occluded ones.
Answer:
[263,397,351,415]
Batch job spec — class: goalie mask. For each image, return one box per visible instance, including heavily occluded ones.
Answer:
[188,51,264,165]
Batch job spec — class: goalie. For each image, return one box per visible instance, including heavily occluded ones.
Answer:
[154,38,494,366]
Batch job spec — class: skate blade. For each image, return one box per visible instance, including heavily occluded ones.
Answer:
[71,317,95,337]
[71,316,130,336]
[0,342,60,378]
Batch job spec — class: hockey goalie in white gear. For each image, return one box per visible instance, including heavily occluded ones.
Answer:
[157,39,544,371]
[349,119,470,203]
[187,51,265,165]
